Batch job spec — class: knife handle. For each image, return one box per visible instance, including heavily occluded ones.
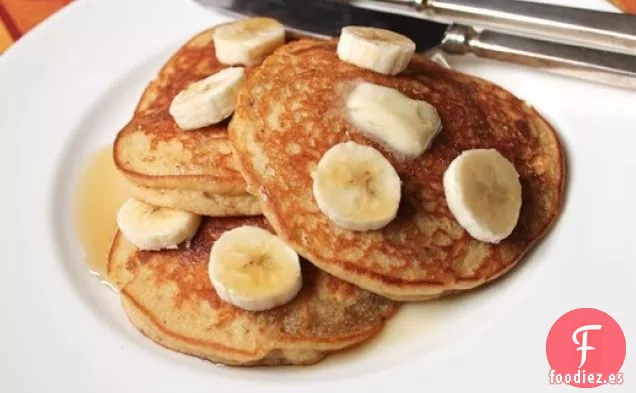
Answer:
[425,0,636,54]
[440,24,636,90]
[350,0,636,53]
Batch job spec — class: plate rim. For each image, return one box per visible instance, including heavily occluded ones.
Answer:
[0,0,634,392]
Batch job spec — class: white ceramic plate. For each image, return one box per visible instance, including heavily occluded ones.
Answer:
[1,0,634,391]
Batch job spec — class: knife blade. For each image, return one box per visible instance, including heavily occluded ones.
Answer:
[202,0,448,50]
[194,0,636,89]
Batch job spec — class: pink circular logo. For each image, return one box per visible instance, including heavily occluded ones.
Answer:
[546,308,626,388]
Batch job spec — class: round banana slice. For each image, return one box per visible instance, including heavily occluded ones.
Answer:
[337,26,415,75]
[347,82,442,157]
[312,141,401,231]
[116,198,202,251]
[169,67,245,131]
[209,226,302,312]
[213,17,285,66]
[443,149,522,244]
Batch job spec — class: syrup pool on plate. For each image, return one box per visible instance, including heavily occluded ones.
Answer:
[74,144,128,285]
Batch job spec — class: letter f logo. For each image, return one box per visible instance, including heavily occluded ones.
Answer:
[572,324,602,368]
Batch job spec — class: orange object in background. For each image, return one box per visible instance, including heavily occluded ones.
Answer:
[0,17,12,52]
[0,0,73,52]
[608,0,636,13]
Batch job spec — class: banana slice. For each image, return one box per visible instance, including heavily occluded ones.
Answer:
[169,67,245,131]
[337,26,416,75]
[116,198,202,251]
[213,17,285,66]
[347,82,442,157]
[443,149,522,244]
[209,226,302,311]
[312,141,401,231]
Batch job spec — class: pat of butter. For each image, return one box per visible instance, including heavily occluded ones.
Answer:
[346,82,442,157]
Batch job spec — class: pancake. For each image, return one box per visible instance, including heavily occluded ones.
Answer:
[229,39,565,301]
[107,216,397,366]
[124,179,261,217]
[113,26,260,215]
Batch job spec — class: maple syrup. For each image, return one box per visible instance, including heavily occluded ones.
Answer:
[74,144,128,285]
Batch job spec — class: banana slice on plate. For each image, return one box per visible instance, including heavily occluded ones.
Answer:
[169,67,245,131]
[347,82,442,157]
[213,17,285,66]
[209,226,302,312]
[116,198,202,251]
[337,26,416,75]
[443,149,522,244]
[312,141,401,231]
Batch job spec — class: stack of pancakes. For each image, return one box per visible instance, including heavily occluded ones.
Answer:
[107,22,564,366]
[114,29,261,217]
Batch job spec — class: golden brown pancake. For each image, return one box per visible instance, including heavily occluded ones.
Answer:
[124,179,261,217]
[229,39,565,301]
[107,216,397,366]
[113,26,260,215]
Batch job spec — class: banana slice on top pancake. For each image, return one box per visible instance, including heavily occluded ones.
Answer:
[209,225,302,311]
[311,141,401,231]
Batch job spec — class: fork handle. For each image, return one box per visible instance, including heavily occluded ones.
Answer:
[440,24,636,90]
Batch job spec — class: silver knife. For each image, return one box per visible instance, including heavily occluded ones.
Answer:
[194,0,636,90]
[348,0,636,55]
